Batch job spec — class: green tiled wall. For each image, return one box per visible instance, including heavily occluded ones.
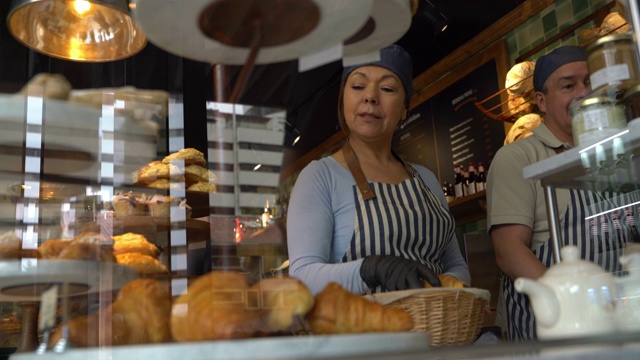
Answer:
[504,0,612,65]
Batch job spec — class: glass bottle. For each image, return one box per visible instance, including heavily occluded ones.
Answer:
[466,162,477,195]
[454,165,464,199]
[442,181,455,203]
[476,162,486,191]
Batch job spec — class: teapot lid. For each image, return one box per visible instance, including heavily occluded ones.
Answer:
[546,246,609,277]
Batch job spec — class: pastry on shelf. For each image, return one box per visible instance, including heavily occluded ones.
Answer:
[16,73,72,100]
[147,194,190,218]
[146,178,183,190]
[38,232,115,262]
[112,232,160,258]
[187,181,217,193]
[306,282,413,334]
[0,311,20,347]
[0,231,22,259]
[134,160,184,185]
[115,253,168,276]
[112,192,148,217]
[184,164,215,184]
[162,148,206,167]
[50,278,172,347]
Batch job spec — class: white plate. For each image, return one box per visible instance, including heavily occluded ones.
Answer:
[11,332,429,360]
[0,259,137,302]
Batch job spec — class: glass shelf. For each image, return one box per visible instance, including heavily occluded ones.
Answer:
[523,124,640,263]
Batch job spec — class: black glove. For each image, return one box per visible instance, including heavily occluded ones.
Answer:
[360,255,441,291]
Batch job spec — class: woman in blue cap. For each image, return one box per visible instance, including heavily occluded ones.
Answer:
[287,44,470,295]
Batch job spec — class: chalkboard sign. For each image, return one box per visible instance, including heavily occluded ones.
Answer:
[393,41,510,185]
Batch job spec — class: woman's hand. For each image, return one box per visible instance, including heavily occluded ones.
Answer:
[360,255,441,291]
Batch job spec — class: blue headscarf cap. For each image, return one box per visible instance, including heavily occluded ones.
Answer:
[533,45,587,92]
[341,44,414,108]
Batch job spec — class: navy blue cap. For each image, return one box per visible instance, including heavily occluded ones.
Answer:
[533,45,587,92]
[341,44,414,108]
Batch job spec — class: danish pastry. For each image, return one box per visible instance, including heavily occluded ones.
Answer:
[184,164,210,184]
[115,253,168,276]
[162,148,206,167]
[112,233,160,258]
[136,161,184,184]
[187,181,217,193]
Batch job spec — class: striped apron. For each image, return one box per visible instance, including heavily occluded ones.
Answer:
[503,188,639,341]
[338,142,455,293]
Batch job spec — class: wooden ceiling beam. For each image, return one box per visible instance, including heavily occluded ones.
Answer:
[413,0,555,94]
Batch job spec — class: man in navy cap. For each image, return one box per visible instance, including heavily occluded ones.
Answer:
[485,46,595,341]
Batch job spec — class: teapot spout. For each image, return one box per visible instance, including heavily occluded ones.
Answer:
[514,277,559,327]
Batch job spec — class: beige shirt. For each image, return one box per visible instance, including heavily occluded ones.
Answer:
[486,123,571,250]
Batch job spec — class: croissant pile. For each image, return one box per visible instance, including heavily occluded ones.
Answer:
[132,148,217,193]
[43,271,414,347]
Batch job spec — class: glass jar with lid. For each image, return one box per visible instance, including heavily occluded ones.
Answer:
[586,33,640,101]
[570,96,627,147]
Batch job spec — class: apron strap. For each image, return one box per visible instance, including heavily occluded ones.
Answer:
[342,140,376,200]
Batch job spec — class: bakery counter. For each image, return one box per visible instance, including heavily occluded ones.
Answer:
[8,331,640,360]
[9,332,429,360]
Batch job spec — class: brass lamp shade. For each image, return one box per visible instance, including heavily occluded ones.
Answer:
[7,0,147,62]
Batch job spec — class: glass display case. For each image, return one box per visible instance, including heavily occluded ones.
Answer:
[2,1,640,359]
[523,125,640,263]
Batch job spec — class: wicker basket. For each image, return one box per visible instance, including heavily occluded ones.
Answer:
[365,288,490,347]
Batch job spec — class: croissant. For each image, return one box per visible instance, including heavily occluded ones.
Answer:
[49,279,172,347]
[306,283,413,334]
[423,274,467,288]
[250,276,314,332]
[171,271,269,342]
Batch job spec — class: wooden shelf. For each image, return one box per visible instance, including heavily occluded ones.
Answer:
[449,190,487,226]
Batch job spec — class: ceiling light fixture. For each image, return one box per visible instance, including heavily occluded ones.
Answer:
[7,0,147,62]
[424,0,448,33]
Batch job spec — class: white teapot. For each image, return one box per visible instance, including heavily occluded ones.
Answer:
[514,245,617,339]
[615,252,640,332]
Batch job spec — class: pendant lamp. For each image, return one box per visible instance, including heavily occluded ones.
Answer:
[7,0,146,62]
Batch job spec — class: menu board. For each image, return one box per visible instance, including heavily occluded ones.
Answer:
[393,59,506,185]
